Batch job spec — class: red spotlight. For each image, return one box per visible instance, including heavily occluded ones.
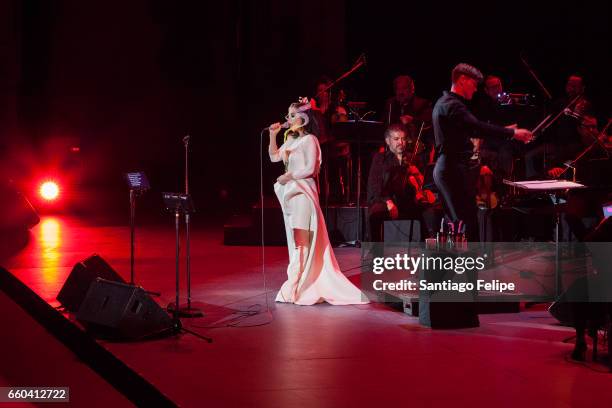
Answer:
[39,181,60,201]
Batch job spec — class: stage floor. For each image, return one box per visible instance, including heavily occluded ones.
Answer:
[2,215,611,407]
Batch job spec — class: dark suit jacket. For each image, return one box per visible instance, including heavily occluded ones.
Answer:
[367,150,419,213]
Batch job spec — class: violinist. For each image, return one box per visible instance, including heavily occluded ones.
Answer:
[525,74,592,178]
[367,124,440,242]
[310,76,351,202]
[550,74,592,149]
[310,76,350,126]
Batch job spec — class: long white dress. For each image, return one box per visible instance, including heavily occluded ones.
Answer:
[270,133,369,305]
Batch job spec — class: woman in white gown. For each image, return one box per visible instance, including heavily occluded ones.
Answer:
[268,100,369,305]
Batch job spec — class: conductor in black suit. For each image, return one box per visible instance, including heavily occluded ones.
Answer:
[432,63,533,241]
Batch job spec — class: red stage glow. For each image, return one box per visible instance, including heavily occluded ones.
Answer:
[39,181,60,201]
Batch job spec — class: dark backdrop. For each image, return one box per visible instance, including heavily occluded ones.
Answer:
[346,1,611,116]
[0,0,609,218]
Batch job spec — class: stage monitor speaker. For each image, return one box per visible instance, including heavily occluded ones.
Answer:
[419,300,479,329]
[57,254,125,312]
[326,206,366,244]
[77,278,172,340]
[551,217,612,324]
[418,267,479,329]
[549,275,611,325]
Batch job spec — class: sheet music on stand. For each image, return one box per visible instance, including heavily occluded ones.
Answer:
[503,179,586,191]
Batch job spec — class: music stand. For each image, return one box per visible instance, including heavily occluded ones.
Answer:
[331,119,385,246]
[503,179,586,297]
[125,171,150,285]
[163,192,203,318]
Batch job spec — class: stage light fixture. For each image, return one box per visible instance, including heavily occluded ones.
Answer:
[39,181,60,201]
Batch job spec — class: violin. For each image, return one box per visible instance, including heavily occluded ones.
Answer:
[408,165,436,204]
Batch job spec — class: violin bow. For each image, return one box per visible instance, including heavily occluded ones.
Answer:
[409,121,426,165]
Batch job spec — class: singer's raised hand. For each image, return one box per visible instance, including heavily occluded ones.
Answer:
[268,122,282,162]
[269,122,282,134]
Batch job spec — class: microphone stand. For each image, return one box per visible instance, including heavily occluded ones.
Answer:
[315,54,366,100]
[165,194,211,343]
[129,188,136,285]
[520,52,552,101]
[125,171,151,287]
[355,109,363,247]
[531,93,583,170]
[532,93,583,136]
[178,135,203,318]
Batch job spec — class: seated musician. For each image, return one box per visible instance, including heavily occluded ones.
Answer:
[472,75,506,126]
[310,77,349,127]
[383,75,432,127]
[472,75,520,181]
[310,76,351,202]
[308,76,335,144]
[547,113,603,179]
[552,113,611,244]
[525,74,592,179]
[367,124,440,241]
[381,75,434,156]
[469,74,527,207]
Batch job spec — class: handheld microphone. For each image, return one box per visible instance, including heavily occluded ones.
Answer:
[264,101,311,131]
[263,122,290,132]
